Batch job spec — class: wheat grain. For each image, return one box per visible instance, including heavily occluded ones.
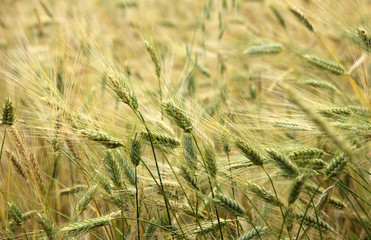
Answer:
[244,43,282,55]
[5,149,27,180]
[103,149,122,188]
[247,181,284,207]
[234,137,264,166]
[76,185,98,217]
[294,213,333,232]
[60,217,112,238]
[130,136,142,167]
[80,129,124,148]
[289,7,315,32]
[8,203,23,226]
[237,226,267,240]
[216,193,246,217]
[304,79,336,91]
[140,131,180,149]
[324,153,347,180]
[107,73,138,110]
[1,97,15,126]
[204,145,217,178]
[267,149,299,177]
[288,174,306,205]
[162,101,193,133]
[304,55,345,75]
[37,214,57,240]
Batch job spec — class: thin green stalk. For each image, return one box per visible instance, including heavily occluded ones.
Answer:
[191,133,224,240]
[157,76,163,119]
[124,141,206,239]
[347,167,371,195]
[295,180,324,240]
[135,168,140,240]
[241,192,269,230]
[135,109,208,239]
[190,173,206,239]
[22,225,29,240]
[278,209,289,240]
[334,180,371,239]
[261,166,287,239]
[309,192,323,240]
[119,191,126,240]
[58,147,113,240]
[227,153,240,236]
[137,156,188,239]
[135,111,172,226]
[69,155,74,185]
[48,152,60,199]
[0,127,7,164]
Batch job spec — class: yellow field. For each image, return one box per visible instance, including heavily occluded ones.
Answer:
[0,0,370,239]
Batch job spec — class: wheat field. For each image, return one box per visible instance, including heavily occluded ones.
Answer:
[0,0,370,239]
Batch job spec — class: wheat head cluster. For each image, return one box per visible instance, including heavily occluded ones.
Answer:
[0,0,370,239]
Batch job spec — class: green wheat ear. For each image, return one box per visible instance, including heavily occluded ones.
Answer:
[180,165,200,191]
[244,43,282,55]
[237,226,267,240]
[124,154,137,185]
[316,186,333,211]
[103,149,122,188]
[37,214,57,240]
[144,40,161,78]
[76,185,98,217]
[288,174,306,205]
[130,136,142,167]
[216,193,246,217]
[304,79,337,92]
[267,149,299,178]
[304,55,345,75]
[60,217,112,238]
[270,5,285,28]
[7,202,23,226]
[80,129,124,148]
[1,97,16,126]
[294,213,333,232]
[288,6,315,32]
[247,181,284,207]
[162,101,193,133]
[324,153,347,180]
[139,131,181,149]
[234,137,264,166]
[203,145,217,178]
[193,219,229,236]
[107,72,138,110]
